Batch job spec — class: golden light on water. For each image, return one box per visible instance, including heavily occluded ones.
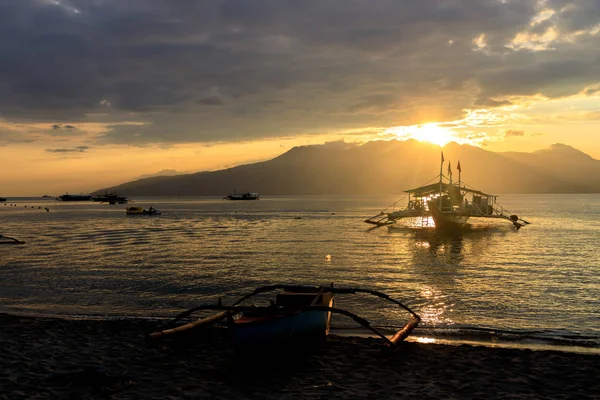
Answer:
[419,286,453,326]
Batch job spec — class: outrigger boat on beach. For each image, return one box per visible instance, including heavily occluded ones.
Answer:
[147,284,420,352]
[365,153,530,230]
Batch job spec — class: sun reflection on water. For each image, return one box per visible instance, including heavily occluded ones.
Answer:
[419,286,454,326]
[415,337,437,344]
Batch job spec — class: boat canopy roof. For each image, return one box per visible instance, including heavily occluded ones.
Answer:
[405,182,494,198]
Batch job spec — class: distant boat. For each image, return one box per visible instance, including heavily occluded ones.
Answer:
[41,195,52,198]
[59,193,92,201]
[223,191,260,200]
[92,191,128,204]
[365,152,530,230]
[126,206,161,215]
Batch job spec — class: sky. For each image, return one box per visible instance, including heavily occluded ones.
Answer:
[1,0,599,196]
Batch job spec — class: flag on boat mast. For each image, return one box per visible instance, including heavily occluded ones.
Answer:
[457,161,462,186]
[441,151,445,164]
[447,161,452,176]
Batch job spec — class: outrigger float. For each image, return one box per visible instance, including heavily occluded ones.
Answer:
[147,284,420,352]
[365,153,530,230]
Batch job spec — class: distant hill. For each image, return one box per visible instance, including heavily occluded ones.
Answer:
[95,140,600,196]
[133,169,181,180]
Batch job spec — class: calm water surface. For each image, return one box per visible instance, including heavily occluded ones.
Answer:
[1,195,598,352]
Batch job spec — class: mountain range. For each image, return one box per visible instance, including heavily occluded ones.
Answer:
[95,140,600,196]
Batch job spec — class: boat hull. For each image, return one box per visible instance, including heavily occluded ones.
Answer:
[427,200,470,230]
[232,293,333,349]
[126,207,161,215]
[224,192,260,200]
[59,194,92,201]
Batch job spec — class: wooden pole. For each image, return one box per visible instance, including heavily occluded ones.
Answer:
[385,314,421,348]
[439,151,444,208]
[146,311,230,343]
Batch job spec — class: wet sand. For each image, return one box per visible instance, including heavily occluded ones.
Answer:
[1,313,598,399]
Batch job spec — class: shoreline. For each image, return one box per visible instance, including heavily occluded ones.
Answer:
[3,310,598,355]
[1,313,599,399]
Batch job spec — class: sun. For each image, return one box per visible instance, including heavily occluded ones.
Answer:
[408,123,456,146]
[385,123,457,146]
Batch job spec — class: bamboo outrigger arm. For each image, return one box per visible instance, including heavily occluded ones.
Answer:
[230,284,420,318]
[146,310,230,343]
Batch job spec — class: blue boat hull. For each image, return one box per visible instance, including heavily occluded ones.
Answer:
[232,295,334,348]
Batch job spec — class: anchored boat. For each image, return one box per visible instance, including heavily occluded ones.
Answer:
[147,284,420,352]
[365,153,530,230]
[59,193,92,201]
[223,191,260,200]
[92,191,128,204]
[125,206,161,215]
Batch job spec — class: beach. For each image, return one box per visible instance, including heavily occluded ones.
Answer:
[1,313,598,399]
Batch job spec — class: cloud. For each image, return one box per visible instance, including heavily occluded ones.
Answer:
[198,97,225,106]
[505,129,525,137]
[0,0,598,147]
[52,124,77,130]
[474,98,513,108]
[46,146,90,153]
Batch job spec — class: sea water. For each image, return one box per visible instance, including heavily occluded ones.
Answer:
[1,194,598,353]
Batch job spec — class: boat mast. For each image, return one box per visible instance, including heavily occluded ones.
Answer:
[439,150,444,208]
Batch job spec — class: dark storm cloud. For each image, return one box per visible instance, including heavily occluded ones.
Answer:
[0,0,599,145]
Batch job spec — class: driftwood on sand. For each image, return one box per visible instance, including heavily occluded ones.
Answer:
[0,234,25,245]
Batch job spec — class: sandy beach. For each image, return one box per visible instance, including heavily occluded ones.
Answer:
[1,313,598,399]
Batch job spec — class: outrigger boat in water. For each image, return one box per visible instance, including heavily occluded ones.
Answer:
[365,153,530,230]
[92,191,128,204]
[125,206,161,215]
[223,191,260,200]
[147,284,420,352]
